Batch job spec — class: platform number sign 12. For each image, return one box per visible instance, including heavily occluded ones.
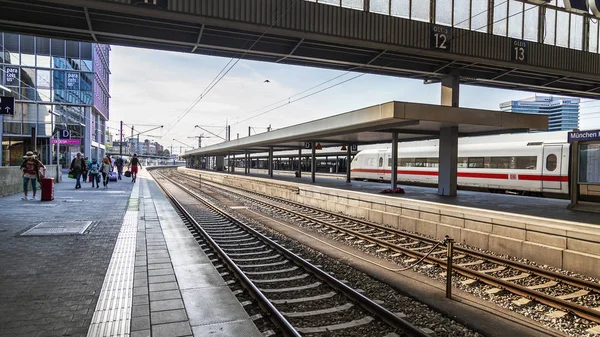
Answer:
[511,39,528,63]
[431,25,452,51]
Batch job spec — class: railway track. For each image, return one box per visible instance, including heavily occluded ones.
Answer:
[150,169,432,337]
[170,169,600,328]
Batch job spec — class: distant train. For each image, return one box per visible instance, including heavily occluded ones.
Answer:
[350,131,570,196]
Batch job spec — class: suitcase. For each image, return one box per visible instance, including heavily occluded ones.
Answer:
[109,172,118,181]
[41,178,54,201]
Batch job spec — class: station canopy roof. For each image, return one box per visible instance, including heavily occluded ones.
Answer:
[182,101,548,157]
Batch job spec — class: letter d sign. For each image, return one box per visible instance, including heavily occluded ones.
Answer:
[60,130,71,139]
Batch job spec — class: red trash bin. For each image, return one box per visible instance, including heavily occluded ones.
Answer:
[41,177,54,201]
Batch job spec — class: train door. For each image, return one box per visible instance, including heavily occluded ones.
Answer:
[378,150,387,180]
[542,145,563,190]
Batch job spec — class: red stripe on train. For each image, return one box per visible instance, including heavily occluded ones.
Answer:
[350,169,568,182]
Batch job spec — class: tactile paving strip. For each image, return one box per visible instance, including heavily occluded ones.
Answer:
[21,221,92,236]
[87,182,140,337]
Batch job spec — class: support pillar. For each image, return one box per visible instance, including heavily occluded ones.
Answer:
[569,142,580,208]
[439,126,458,196]
[245,150,249,175]
[297,149,302,177]
[232,154,235,173]
[391,133,398,189]
[311,142,316,183]
[268,147,273,177]
[439,75,459,196]
[346,144,351,183]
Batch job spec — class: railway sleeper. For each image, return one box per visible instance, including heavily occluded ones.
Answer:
[259,282,322,293]
[250,273,309,283]
[240,260,290,268]
[296,316,375,334]
[269,291,336,304]
[243,267,299,275]
[232,254,281,262]
[281,303,354,318]
[527,281,559,290]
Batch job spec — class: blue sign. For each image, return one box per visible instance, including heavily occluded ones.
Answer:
[0,96,14,115]
[568,130,600,142]
[59,129,71,139]
[564,0,600,17]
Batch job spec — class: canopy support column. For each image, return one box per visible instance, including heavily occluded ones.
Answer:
[439,75,459,196]
[297,148,302,177]
[391,133,398,189]
[311,142,316,183]
[346,145,351,183]
[245,150,249,175]
[268,147,273,177]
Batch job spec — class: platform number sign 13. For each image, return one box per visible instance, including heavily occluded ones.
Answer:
[511,39,528,63]
[431,25,452,51]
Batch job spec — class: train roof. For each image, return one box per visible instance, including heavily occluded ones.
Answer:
[356,131,569,154]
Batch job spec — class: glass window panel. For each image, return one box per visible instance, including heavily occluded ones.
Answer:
[37,55,51,68]
[51,39,65,56]
[454,0,470,28]
[4,33,19,53]
[53,70,65,89]
[342,0,363,9]
[53,57,67,69]
[36,37,50,55]
[556,10,569,47]
[471,0,488,32]
[80,72,93,92]
[37,89,51,102]
[21,54,35,67]
[4,102,22,122]
[66,90,81,104]
[22,103,37,124]
[570,14,583,50]
[66,41,79,58]
[411,0,430,22]
[21,67,35,87]
[493,0,508,36]
[590,19,598,53]
[20,35,34,54]
[436,0,452,25]
[523,4,538,41]
[370,0,389,14]
[317,0,339,6]
[391,0,410,19]
[544,9,556,45]
[508,0,523,39]
[66,72,80,90]
[3,122,21,134]
[80,42,92,60]
[579,144,600,183]
[81,60,93,72]
[37,70,51,89]
[468,157,485,168]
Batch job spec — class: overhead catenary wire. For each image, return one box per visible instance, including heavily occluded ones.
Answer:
[162,0,300,137]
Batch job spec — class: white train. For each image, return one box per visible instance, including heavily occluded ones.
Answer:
[350,131,570,196]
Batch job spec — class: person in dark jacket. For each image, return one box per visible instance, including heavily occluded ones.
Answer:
[70,152,86,189]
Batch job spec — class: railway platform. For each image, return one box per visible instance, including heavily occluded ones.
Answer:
[0,169,262,337]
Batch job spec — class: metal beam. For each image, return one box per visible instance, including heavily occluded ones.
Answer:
[191,24,205,53]
[83,7,98,42]
[276,38,304,63]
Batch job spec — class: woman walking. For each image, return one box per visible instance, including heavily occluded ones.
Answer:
[88,158,101,188]
[20,151,45,200]
[101,155,112,188]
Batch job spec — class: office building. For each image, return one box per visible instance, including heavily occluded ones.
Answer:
[499,95,579,131]
[0,32,110,166]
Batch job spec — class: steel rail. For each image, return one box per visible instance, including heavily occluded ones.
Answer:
[156,170,431,337]
[150,170,301,337]
[173,171,600,324]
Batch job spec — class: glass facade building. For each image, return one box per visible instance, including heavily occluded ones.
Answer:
[0,32,110,166]
[499,95,580,131]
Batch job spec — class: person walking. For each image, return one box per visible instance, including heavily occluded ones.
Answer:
[70,152,86,189]
[88,158,101,188]
[115,156,124,180]
[101,155,112,188]
[32,150,47,191]
[128,153,142,183]
[82,156,89,184]
[20,151,44,200]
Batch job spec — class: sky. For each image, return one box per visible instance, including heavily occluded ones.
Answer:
[108,46,600,155]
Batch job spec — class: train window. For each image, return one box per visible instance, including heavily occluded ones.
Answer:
[415,158,427,167]
[546,154,557,171]
[490,157,511,169]
[399,158,414,167]
[387,158,392,167]
[516,156,537,170]
[427,158,439,167]
[457,157,468,168]
[467,157,484,168]
[378,157,384,167]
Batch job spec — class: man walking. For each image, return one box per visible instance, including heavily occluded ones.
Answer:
[115,156,124,180]
[128,153,142,183]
